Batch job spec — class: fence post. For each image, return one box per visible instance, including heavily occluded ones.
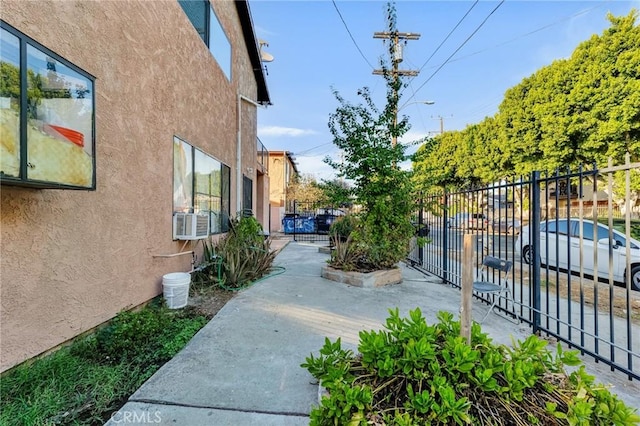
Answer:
[293,200,297,242]
[461,234,475,344]
[418,195,424,266]
[531,172,541,333]
[442,191,449,283]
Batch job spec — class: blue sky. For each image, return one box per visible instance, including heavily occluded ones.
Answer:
[249,0,639,181]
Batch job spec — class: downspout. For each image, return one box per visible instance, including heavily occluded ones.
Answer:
[237,94,261,214]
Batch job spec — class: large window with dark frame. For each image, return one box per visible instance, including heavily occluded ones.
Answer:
[173,136,230,235]
[177,0,232,81]
[0,22,96,189]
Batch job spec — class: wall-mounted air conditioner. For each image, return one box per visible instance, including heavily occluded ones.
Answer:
[173,213,209,240]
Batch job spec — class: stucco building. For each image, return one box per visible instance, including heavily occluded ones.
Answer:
[0,0,270,372]
[267,150,299,232]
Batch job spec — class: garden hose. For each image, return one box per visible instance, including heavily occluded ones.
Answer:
[216,265,287,292]
[215,245,287,292]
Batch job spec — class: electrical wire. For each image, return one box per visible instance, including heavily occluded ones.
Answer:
[417,0,479,72]
[331,0,376,70]
[441,1,610,67]
[295,142,334,156]
[402,0,607,107]
[400,0,505,110]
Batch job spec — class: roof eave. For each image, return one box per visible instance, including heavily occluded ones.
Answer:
[235,0,271,106]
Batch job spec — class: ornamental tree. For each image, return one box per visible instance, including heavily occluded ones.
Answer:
[324,3,417,270]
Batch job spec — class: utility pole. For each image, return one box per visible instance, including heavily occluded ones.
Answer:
[373,31,420,146]
[431,115,451,135]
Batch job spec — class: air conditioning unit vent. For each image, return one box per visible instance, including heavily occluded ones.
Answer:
[173,213,209,240]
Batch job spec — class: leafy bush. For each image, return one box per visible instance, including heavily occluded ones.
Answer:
[191,237,223,293]
[327,208,413,272]
[213,214,276,289]
[329,234,364,272]
[329,214,359,244]
[302,308,640,426]
[85,300,207,367]
[324,5,419,271]
[0,300,208,425]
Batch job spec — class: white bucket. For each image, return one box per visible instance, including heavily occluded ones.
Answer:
[162,272,190,309]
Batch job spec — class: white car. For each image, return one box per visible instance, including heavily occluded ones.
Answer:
[515,218,640,291]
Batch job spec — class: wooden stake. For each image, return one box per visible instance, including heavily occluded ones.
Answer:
[461,234,475,344]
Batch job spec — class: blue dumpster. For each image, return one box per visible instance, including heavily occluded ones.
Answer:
[282,214,317,234]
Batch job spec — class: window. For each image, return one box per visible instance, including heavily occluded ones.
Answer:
[178,0,232,81]
[208,6,231,81]
[243,175,252,212]
[177,0,207,43]
[578,221,593,241]
[173,136,230,235]
[546,219,572,236]
[0,23,95,189]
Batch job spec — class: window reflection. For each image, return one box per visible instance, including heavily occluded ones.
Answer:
[173,136,230,234]
[0,28,21,178]
[26,44,94,186]
[173,137,193,212]
[209,7,231,81]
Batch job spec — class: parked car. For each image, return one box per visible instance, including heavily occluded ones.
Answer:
[489,217,521,235]
[448,213,487,230]
[515,218,640,291]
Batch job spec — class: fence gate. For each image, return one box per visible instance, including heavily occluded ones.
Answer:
[284,201,346,244]
[410,156,640,380]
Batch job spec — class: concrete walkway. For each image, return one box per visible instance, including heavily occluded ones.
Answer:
[107,242,639,425]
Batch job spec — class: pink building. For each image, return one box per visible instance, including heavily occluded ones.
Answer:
[0,0,271,372]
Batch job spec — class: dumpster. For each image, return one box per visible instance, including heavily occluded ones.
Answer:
[282,214,317,234]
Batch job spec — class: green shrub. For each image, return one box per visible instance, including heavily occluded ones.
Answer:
[77,301,208,369]
[329,233,364,272]
[329,214,359,244]
[191,238,223,293]
[302,308,640,426]
[0,300,208,425]
[214,214,276,289]
[91,306,171,364]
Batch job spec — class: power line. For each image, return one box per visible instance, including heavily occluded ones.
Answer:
[442,1,609,67]
[417,0,479,72]
[331,0,376,69]
[400,0,505,109]
[295,142,334,156]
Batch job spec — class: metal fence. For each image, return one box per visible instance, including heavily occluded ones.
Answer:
[409,155,640,380]
[284,201,347,244]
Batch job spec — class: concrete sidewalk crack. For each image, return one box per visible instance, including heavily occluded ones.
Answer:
[127,398,310,418]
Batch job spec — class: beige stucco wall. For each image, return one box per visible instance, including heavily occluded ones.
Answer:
[0,0,262,372]
[269,155,286,206]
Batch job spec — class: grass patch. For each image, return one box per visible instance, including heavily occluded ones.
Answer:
[0,299,210,425]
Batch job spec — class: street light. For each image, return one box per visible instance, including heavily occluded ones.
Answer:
[401,100,435,110]
[392,100,435,147]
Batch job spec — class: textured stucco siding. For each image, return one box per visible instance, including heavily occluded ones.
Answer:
[269,154,286,206]
[0,0,260,372]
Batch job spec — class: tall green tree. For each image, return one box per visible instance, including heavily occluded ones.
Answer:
[317,178,353,208]
[413,10,640,188]
[324,2,415,269]
[500,10,640,174]
[286,173,325,205]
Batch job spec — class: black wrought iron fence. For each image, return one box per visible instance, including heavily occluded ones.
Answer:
[284,201,347,244]
[410,155,640,380]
